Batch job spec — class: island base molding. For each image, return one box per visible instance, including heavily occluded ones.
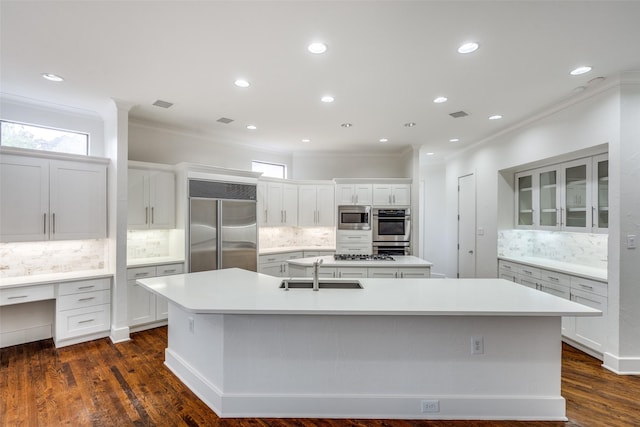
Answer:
[164,305,567,420]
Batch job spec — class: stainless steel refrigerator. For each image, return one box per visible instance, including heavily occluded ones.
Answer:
[188,180,257,273]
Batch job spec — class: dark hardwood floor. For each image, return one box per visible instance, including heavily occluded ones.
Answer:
[1,327,639,426]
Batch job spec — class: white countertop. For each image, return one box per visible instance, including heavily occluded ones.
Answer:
[260,246,336,255]
[288,255,432,268]
[499,256,607,282]
[137,268,599,317]
[0,270,113,289]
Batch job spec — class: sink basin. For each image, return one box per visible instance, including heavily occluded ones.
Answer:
[280,279,363,289]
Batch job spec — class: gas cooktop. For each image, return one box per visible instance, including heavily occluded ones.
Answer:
[333,254,395,261]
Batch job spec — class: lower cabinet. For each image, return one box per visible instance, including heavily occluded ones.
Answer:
[288,265,430,279]
[127,262,183,331]
[258,252,303,277]
[498,259,607,357]
[55,277,111,348]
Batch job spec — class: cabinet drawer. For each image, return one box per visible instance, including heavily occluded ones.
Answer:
[0,284,54,306]
[571,277,607,297]
[259,252,303,264]
[516,265,541,279]
[57,289,110,311]
[56,304,110,340]
[156,263,183,276]
[58,278,110,296]
[336,244,371,254]
[127,266,157,280]
[498,261,518,272]
[336,234,371,243]
[538,280,571,300]
[539,269,570,287]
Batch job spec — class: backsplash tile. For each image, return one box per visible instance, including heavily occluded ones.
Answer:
[259,227,335,249]
[0,239,107,278]
[127,229,171,259]
[498,229,607,269]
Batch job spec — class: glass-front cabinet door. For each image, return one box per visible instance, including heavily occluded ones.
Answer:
[593,154,608,232]
[515,172,536,228]
[538,166,561,230]
[562,158,592,231]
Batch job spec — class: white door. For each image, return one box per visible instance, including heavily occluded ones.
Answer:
[128,169,149,229]
[297,185,318,226]
[458,174,476,278]
[316,184,335,226]
[149,171,175,229]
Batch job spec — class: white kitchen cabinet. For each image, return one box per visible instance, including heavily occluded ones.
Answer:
[497,259,607,357]
[372,184,411,206]
[261,181,298,226]
[128,168,175,230]
[127,263,183,330]
[336,184,373,205]
[336,230,372,254]
[298,184,335,227]
[258,252,303,277]
[368,267,430,279]
[337,267,368,279]
[0,152,107,242]
[514,154,604,232]
[55,277,111,347]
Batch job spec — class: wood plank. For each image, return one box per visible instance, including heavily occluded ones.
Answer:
[1,328,639,426]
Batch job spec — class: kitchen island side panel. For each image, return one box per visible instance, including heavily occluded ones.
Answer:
[164,303,565,420]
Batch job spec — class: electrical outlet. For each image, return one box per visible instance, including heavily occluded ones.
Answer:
[421,400,440,413]
[627,235,637,249]
[471,335,484,355]
[188,317,195,333]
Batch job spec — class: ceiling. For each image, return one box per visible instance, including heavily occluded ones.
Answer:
[2,1,640,159]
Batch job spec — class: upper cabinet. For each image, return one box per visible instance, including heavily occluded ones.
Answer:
[336,184,373,205]
[514,154,607,233]
[372,183,411,206]
[258,180,298,227]
[298,184,335,227]
[128,167,175,230]
[0,150,107,242]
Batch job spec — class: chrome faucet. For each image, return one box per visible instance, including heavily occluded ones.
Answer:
[312,258,323,291]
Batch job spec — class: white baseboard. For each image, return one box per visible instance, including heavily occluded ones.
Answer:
[109,325,130,344]
[603,352,640,375]
[0,324,52,348]
[164,348,566,420]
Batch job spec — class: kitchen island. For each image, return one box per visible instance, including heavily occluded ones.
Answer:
[287,254,433,278]
[137,268,600,421]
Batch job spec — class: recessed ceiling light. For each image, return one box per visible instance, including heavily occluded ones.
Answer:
[449,138,460,142]
[458,42,479,54]
[234,79,250,88]
[404,122,416,127]
[321,95,335,103]
[42,73,64,82]
[308,42,328,54]
[379,138,389,143]
[426,152,435,156]
[570,66,592,76]
[302,139,311,143]
[246,124,257,130]
[341,123,352,128]
[433,96,448,103]
[489,115,503,120]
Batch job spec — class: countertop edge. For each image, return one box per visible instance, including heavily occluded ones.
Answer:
[127,257,186,268]
[0,270,113,289]
[498,256,607,282]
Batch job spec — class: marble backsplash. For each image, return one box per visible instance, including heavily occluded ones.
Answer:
[498,229,607,269]
[0,239,107,278]
[127,229,171,259]
[259,226,335,249]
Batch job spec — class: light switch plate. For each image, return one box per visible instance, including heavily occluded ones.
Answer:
[628,235,637,249]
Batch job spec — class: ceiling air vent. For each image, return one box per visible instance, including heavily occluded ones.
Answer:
[152,100,173,109]
[217,117,234,124]
[449,111,469,118]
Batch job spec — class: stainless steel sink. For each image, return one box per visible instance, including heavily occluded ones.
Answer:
[280,279,363,289]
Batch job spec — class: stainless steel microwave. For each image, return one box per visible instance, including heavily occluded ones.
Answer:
[337,205,371,230]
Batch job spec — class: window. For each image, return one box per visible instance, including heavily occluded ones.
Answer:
[252,160,287,179]
[0,120,89,155]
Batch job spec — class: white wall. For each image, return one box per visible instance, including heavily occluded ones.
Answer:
[0,96,105,156]
[420,161,448,277]
[292,149,412,180]
[433,86,619,279]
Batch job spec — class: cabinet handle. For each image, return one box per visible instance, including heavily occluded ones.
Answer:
[592,206,596,227]
[163,269,176,274]
[43,213,47,234]
[134,272,149,278]
[78,318,95,324]
[78,297,95,302]
[523,269,532,274]
[579,284,594,291]
[145,207,149,224]
[52,213,56,234]
[151,207,155,224]
[503,265,511,270]
[547,276,559,281]
[8,295,28,299]
[78,285,95,290]
[560,208,564,226]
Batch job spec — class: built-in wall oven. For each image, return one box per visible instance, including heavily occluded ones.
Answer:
[373,208,411,255]
[337,205,371,230]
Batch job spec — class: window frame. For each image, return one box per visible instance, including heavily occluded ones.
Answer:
[0,120,90,156]
[251,160,287,179]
